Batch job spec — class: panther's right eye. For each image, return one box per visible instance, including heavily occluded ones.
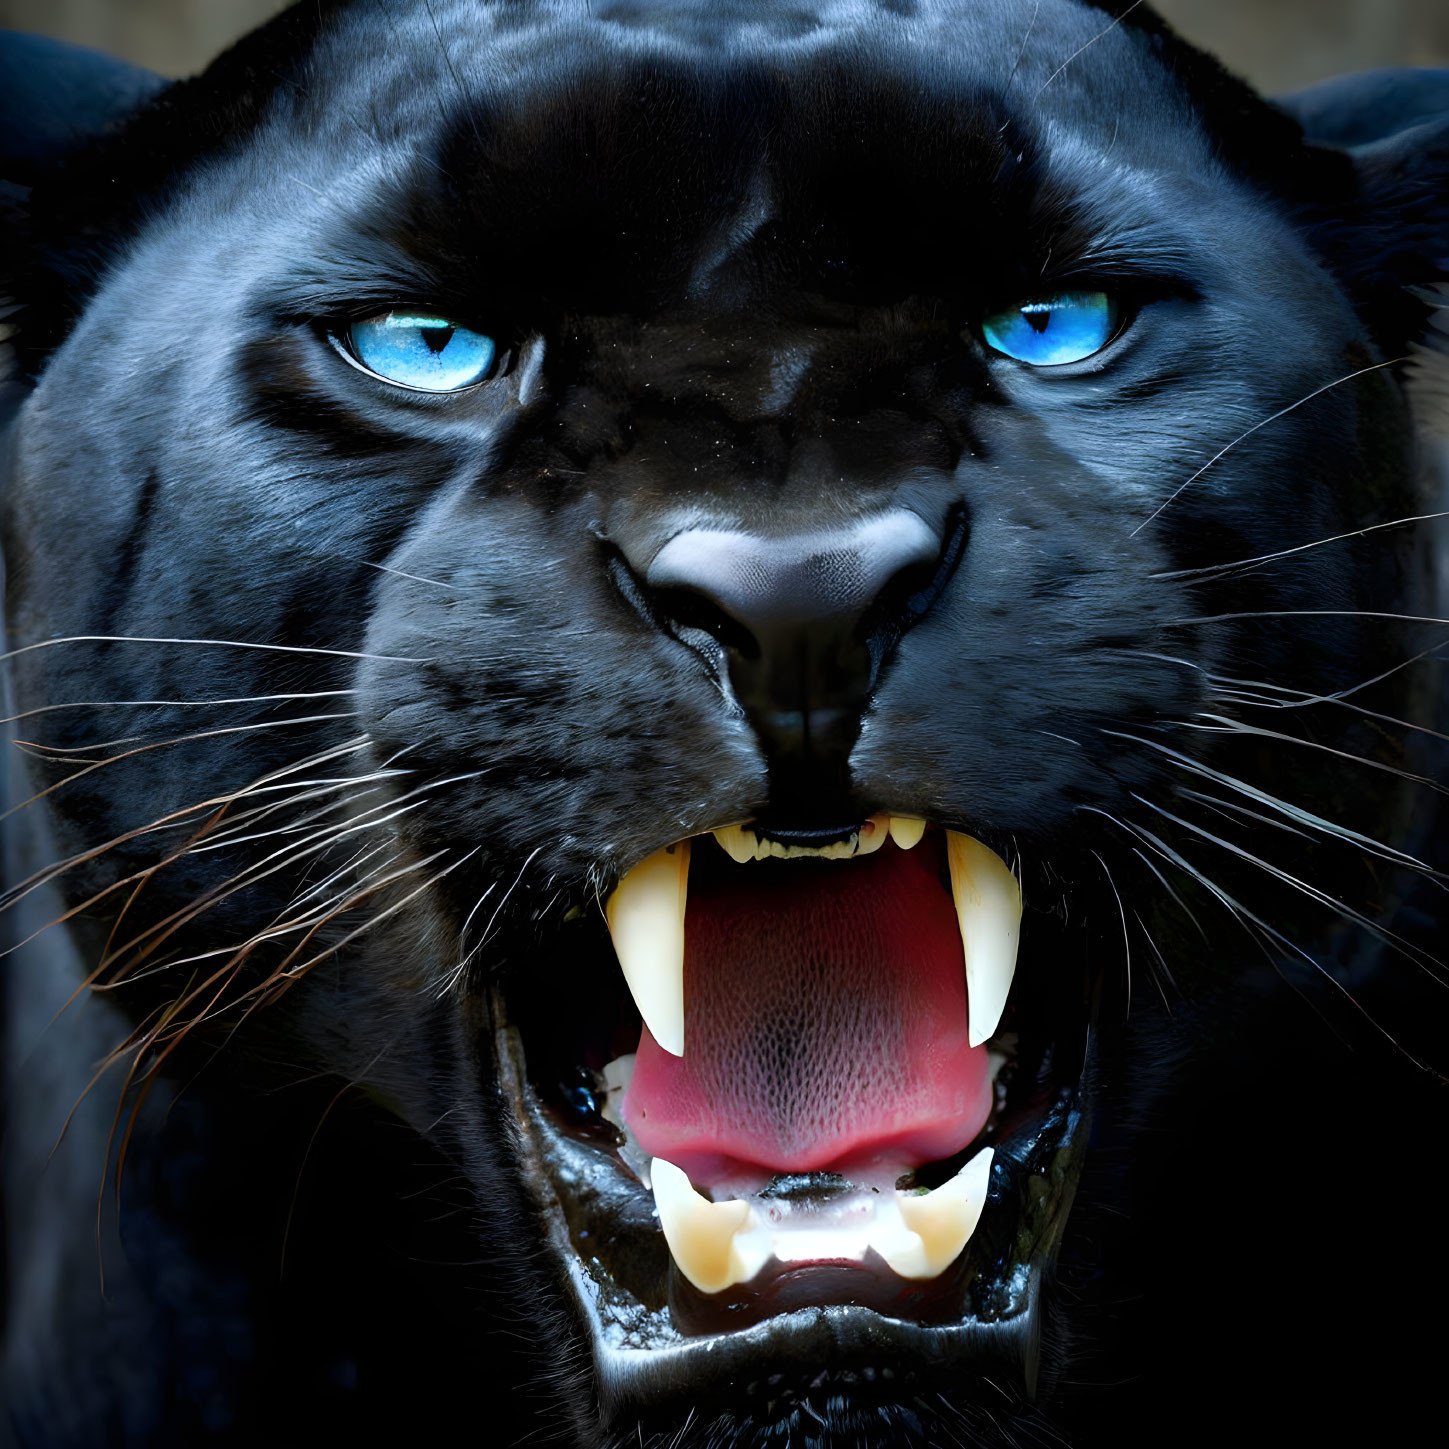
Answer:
[980,291,1119,366]
[341,311,500,391]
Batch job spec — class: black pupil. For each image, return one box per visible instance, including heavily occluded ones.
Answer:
[1023,307,1053,334]
[563,1084,599,1118]
[420,324,455,354]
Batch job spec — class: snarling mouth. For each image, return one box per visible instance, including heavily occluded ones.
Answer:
[492,819,1092,1417]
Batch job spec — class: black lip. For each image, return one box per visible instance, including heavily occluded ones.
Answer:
[596,1301,1034,1425]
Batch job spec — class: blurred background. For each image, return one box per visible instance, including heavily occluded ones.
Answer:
[0,0,1446,94]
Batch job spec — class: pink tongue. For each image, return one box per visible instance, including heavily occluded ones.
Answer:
[621,841,991,1189]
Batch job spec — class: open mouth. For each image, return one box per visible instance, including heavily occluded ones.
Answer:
[492,818,1093,1417]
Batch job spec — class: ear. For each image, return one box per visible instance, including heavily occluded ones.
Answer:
[1274,67,1449,151]
[2,8,346,385]
[0,33,166,396]
[0,31,166,187]
[1274,69,1449,359]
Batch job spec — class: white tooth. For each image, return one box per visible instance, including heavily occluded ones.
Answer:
[946,832,1021,1048]
[604,842,690,1057]
[650,1157,766,1294]
[712,824,758,864]
[855,815,889,855]
[882,1147,994,1280]
[888,816,927,850]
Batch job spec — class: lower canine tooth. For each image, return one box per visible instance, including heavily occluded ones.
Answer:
[650,1157,764,1294]
[883,1146,994,1280]
[946,832,1021,1048]
[604,842,689,1057]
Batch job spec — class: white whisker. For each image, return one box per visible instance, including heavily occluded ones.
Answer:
[1101,727,1443,873]
[1151,510,1449,581]
[0,690,357,726]
[1130,358,1407,536]
[0,634,424,664]
[1133,793,1444,975]
[1035,0,1143,95]
[1084,806,1427,1063]
[1,714,359,826]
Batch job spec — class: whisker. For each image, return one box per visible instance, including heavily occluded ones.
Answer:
[0,738,374,916]
[1101,728,1444,875]
[186,776,411,852]
[148,848,444,989]
[1005,0,1043,93]
[418,0,486,150]
[1,714,358,825]
[95,796,440,977]
[441,845,543,995]
[1131,909,1175,1009]
[0,690,357,727]
[273,848,474,984]
[1133,793,1446,977]
[1107,643,1449,741]
[1090,850,1132,1016]
[10,784,395,984]
[459,883,499,942]
[94,768,490,977]
[0,634,424,664]
[12,709,357,757]
[1175,786,1314,841]
[187,778,401,853]
[284,845,407,917]
[1127,844,1203,956]
[355,559,466,590]
[1130,357,1408,536]
[1183,715,1448,800]
[280,841,393,912]
[1166,652,1449,744]
[1172,608,1449,629]
[1035,0,1143,95]
[1093,809,1402,1058]
[1151,510,1449,581]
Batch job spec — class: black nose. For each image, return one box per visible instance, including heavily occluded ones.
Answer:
[645,510,944,796]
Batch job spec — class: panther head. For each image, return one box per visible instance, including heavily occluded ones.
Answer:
[3,1,1447,1443]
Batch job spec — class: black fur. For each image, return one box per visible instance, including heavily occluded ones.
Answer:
[2,3,1447,1444]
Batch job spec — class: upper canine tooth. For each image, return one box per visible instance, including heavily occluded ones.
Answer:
[889,817,926,850]
[650,1157,765,1294]
[712,824,758,864]
[883,1146,994,1280]
[604,842,690,1057]
[946,832,1021,1047]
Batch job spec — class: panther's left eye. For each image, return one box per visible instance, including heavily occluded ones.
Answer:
[343,312,499,391]
[981,291,1119,366]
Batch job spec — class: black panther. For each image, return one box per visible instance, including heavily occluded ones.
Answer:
[2,2,1447,1444]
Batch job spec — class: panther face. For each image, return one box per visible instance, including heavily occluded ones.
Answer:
[3,1,1446,1443]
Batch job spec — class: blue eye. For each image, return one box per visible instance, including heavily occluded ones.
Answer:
[345,312,499,391]
[981,291,1119,366]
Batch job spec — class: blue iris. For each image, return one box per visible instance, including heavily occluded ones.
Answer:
[347,312,498,391]
[981,291,1118,366]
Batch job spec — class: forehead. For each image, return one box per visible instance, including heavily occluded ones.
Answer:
[285,0,1211,190]
[232,0,1218,313]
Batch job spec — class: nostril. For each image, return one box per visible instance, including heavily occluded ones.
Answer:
[604,547,761,660]
[648,585,761,660]
[856,503,971,647]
